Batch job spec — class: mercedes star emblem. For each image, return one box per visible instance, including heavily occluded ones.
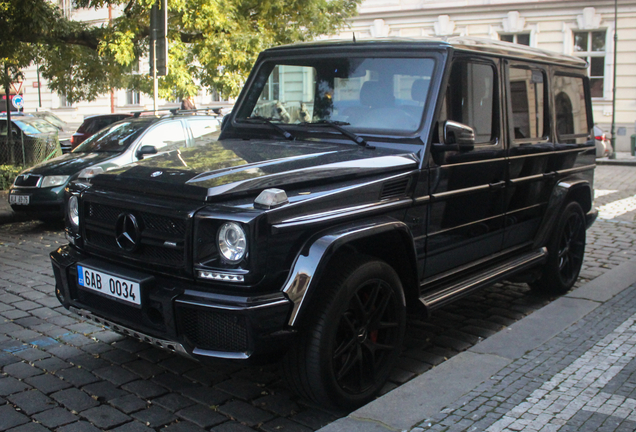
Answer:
[115,213,141,252]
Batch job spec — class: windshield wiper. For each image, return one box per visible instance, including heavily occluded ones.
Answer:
[239,116,295,141]
[301,120,374,149]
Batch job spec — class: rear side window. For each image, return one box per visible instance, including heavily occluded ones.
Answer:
[139,121,188,151]
[553,75,590,144]
[508,66,548,141]
[186,118,221,146]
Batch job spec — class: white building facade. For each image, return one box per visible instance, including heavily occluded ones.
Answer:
[337,0,636,151]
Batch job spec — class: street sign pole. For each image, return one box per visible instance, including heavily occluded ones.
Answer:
[149,0,167,114]
[3,63,12,151]
[609,0,618,159]
[37,64,42,108]
[153,32,158,114]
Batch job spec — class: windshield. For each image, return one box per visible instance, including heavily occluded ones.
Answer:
[236,56,436,133]
[14,119,59,134]
[38,114,66,130]
[73,120,150,152]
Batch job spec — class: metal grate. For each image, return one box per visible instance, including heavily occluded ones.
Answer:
[143,213,186,236]
[0,136,61,166]
[13,174,42,187]
[380,177,410,199]
[177,306,248,352]
[83,199,187,269]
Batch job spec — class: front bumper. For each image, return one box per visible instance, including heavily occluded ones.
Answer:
[51,245,295,364]
[9,187,65,219]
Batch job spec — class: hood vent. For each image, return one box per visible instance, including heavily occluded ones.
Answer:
[380,177,410,199]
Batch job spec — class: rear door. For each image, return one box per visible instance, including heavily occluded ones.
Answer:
[503,62,554,248]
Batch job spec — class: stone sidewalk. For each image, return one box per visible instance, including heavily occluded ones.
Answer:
[320,257,636,432]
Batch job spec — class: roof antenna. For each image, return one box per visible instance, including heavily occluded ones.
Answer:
[353,32,357,43]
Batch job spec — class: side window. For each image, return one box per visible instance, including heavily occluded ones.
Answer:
[508,66,548,141]
[139,122,188,151]
[552,75,590,144]
[186,118,221,146]
[439,60,497,144]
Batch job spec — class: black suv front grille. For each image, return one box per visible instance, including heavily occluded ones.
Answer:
[83,200,187,269]
[177,306,248,352]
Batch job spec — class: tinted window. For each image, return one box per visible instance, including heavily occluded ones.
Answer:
[74,121,151,152]
[439,60,497,144]
[14,119,58,134]
[553,75,590,144]
[139,121,187,151]
[508,67,547,140]
[239,57,436,133]
[187,118,221,146]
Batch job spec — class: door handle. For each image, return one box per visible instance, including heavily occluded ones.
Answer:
[489,180,506,189]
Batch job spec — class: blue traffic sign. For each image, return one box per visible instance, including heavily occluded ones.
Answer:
[12,95,24,109]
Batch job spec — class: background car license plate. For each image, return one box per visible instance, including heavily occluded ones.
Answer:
[9,195,29,205]
[77,265,141,305]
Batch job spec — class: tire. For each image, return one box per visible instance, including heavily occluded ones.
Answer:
[530,201,586,294]
[283,256,406,409]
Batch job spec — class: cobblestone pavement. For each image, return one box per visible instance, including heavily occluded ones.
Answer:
[408,283,636,432]
[0,165,635,432]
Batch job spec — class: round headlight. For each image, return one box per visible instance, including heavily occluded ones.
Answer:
[217,222,247,263]
[68,195,79,227]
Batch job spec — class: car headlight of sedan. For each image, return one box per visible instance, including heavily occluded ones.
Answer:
[68,195,79,227]
[41,175,70,188]
[217,222,247,263]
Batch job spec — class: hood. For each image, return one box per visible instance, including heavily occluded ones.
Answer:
[23,151,120,177]
[93,139,420,201]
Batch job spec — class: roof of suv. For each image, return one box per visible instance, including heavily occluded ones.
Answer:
[266,36,587,68]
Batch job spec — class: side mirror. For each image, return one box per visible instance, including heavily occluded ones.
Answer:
[444,120,475,149]
[135,145,157,159]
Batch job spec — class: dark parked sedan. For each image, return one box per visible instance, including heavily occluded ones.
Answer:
[8,112,221,221]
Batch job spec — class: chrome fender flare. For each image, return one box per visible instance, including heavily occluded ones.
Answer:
[281,217,417,326]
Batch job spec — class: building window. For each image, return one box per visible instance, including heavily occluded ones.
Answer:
[573,30,606,98]
[500,34,530,46]
[126,89,140,105]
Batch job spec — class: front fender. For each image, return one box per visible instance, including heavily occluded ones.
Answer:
[281,217,417,326]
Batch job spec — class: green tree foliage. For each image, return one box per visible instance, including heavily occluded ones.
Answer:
[0,0,360,103]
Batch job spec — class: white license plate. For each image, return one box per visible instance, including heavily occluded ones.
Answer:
[9,194,29,205]
[77,265,141,306]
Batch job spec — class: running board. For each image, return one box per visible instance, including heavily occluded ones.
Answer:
[419,247,547,311]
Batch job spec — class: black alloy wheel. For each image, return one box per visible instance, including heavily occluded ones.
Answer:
[283,256,406,409]
[331,277,402,396]
[531,201,586,294]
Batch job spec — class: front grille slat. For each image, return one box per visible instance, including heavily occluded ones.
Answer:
[83,200,188,270]
[14,174,42,187]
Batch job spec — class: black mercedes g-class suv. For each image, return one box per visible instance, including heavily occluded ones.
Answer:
[51,37,596,408]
